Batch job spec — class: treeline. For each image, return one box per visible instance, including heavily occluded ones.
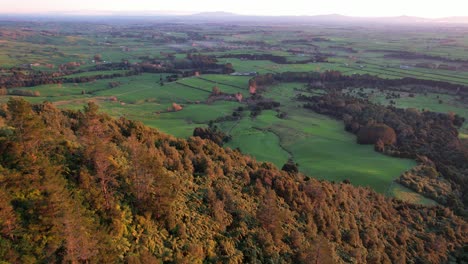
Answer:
[130,54,234,75]
[281,39,321,47]
[7,89,41,97]
[0,58,232,90]
[0,67,137,89]
[59,71,139,84]
[172,54,235,74]
[381,50,468,64]
[249,71,468,95]
[247,95,281,118]
[328,45,358,53]
[0,88,41,97]
[299,93,468,215]
[0,98,466,263]
[217,53,328,64]
[0,71,139,89]
[0,71,63,89]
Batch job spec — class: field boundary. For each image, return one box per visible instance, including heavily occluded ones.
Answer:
[175,81,212,93]
[197,77,247,90]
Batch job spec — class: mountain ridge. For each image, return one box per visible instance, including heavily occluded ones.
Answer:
[1,11,468,24]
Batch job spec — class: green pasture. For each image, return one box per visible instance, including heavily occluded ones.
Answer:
[221,83,417,194]
[387,183,438,206]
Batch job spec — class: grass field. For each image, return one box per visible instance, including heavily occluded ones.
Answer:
[221,83,417,194]
[2,73,248,139]
[388,182,438,206]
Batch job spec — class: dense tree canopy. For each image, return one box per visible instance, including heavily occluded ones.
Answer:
[357,124,397,145]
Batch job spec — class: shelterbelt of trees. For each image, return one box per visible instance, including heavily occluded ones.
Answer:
[252,71,468,96]
[0,67,137,90]
[0,98,466,263]
[0,54,234,90]
[215,53,328,64]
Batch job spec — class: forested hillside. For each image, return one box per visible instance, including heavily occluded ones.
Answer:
[0,98,466,263]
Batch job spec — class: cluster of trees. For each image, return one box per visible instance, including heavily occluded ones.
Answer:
[0,57,233,90]
[249,71,468,96]
[0,70,62,89]
[249,99,281,118]
[281,39,321,46]
[193,126,231,146]
[216,53,327,64]
[7,89,41,97]
[87,61,131,71]
[300,93,468,215]
[186,54,219,69]
[107,81,121,89]
[397,165,454,204]
[240,91,282,118]
[60,71,138,84]
[164,54,234,74]
[328,45,358,53]
[0,66,138,90]
[356,123,397,145]
[382,50,468,64]
[0,98,466,263]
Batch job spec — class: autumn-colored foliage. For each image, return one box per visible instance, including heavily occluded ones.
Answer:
[0,98,466,263]
[357,123,397,145]
[235,92,243,102]
[212,86,221,95]
[171,102,183,112]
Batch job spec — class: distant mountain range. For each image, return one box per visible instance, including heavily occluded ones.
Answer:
[187,12,468,24]
[1,10,468,24]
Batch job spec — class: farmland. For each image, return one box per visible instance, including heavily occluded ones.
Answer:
[1,18,467,206]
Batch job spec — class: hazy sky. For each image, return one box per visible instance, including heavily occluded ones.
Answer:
[3,0,468,17]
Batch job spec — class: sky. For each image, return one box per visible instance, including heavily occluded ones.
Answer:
[3,0,468,18]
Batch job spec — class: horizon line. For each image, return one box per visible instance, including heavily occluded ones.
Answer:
[0,10,466,20]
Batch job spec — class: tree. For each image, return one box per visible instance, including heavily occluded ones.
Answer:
[281,158,299,173]
[79,102,120,210]
[223,63,234,74]
[357,123,396,145]
[94,54,102,62]
[257,190,284,243]
[212,86,221,95]
[0,188,17,240]
[4,98,48,169]
[308,236,335,264]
